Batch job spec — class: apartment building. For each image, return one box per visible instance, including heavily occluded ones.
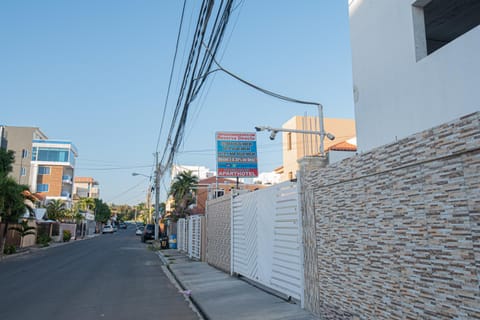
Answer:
[0,126,48,185]
[73,177,100,199]
[30,139,78,206]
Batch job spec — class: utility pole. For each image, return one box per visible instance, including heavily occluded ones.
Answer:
[146,187,151,223]
[154,152,160,241]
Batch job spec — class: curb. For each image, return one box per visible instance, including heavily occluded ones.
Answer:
[156,251,208,320]
[1,233,101,262]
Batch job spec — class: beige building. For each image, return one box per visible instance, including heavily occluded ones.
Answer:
[0,126,48,186]
[281,116,356,180]
[73,177,100,199]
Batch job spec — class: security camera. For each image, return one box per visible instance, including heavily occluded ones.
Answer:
[254,126,263,132]
[269,131,277,140]
[326,133,335,141]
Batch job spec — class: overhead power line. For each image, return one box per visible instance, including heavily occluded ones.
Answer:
[156,0,188,153]
[157,0,236,176]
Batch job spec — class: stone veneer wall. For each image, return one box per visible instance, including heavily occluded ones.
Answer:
[300,112,480,319]
[205,194,231,273]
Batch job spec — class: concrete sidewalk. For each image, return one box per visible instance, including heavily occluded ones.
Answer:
[157,249,317,320]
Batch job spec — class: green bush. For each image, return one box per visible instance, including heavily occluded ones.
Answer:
[3,245,16,255]
[63,230,72,242]
[37,233,51,247]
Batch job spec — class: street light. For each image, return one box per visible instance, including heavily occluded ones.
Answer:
[132,172,149,178]
[131,172,153,225]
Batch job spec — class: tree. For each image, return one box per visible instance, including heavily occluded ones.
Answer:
[0,149,15,178]
[169,171,198,219]
[0,149,35,257]
[9,220,36,248]
[46,199,66,221]
[94,199,111,224]
[77,197,95,212]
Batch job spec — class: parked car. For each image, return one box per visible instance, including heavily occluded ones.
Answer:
[135,226,144,236]
[141,224,155,243]
[119,222,127,229]
[102,225,114,234]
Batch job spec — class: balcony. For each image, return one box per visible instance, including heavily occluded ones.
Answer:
[61,191,71,198]
[62,175,73,184]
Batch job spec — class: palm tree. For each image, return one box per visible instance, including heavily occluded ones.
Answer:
[169,171,198,219]
[0,149,35,257]
[46,199,66,221]
[0,149,15,178]
[0,178,34,257]
[9,220,36,248]
[77,197,96,212]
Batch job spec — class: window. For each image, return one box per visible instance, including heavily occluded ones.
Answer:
[413,0,480,60]
[37,184,49,192]
[38,166,51,175]
[21,149,28,159]
[20,167,26,176]
[35,148,69,162]
[287,132,292,151]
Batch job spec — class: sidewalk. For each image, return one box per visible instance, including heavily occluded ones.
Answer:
[157,249,317,320]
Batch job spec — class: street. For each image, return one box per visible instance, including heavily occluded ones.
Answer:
[0,227,200,320]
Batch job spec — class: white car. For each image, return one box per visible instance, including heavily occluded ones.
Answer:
[135,227,144,236]
[102,225,114,234]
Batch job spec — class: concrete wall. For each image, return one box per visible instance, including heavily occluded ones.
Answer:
[300,112,480,319]
[349,0,480,152]
[205,194,231,273]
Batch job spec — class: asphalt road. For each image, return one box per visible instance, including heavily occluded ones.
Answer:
[0,226,200,320]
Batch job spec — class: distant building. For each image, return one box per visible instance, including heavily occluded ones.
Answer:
[74,177,100,199]
[30,139,78,207]
[349,0,480,152]
[190,176,266,215]
[253,171,282,185]
[0,126,48,186]
[281,116,356,181]
[0,126,78,207]
[171,164,215,180]
[328,137,357,164]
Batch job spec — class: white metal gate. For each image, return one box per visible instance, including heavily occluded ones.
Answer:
[188,215,202,260]
[177,218,187,252]
[231,181,304,303]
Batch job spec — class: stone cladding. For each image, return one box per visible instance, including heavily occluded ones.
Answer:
[300,112,480,319]
[205,194,232,273]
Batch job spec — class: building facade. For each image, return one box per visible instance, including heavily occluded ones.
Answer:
[281,116,356,181]
[171,164,215,180]
[30,139,78,206]
[73,177,100,199]
[349,0,480,152]
[0,126,48,185]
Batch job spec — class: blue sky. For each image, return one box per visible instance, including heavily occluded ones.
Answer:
[0,0,354,205]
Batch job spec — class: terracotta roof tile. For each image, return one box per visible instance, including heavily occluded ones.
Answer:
[328,140,357,152]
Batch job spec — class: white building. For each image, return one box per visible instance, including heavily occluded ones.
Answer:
[30,139,78,207]
[349,0,480,152]
[253,171,282,185]
[170,164,215,180]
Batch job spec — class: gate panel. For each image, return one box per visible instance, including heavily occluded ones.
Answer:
[231,181,303,302]
[177,218,186,252]
[188,215,202,260]
[271,182,304,302]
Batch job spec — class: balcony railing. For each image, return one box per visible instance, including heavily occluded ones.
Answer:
[62,176,73,184]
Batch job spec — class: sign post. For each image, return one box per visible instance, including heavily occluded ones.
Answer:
[216,132,258,180]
